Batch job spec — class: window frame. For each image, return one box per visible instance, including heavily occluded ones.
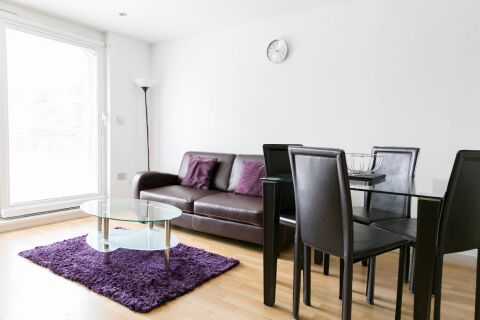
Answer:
[0,19,107,218]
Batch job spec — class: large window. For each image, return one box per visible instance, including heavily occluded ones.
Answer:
[0,24,105,217]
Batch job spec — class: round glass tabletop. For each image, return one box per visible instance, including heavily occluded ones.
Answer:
[80,198,182,222]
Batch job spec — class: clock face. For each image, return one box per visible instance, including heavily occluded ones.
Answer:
[267,39,288,63]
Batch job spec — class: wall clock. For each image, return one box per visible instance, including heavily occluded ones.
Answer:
[267,39,288,63]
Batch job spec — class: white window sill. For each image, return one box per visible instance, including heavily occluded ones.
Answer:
[1,194,105,218]
[0,209,89,233]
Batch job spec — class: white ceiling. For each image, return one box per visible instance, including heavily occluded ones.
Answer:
[5,0,341,43]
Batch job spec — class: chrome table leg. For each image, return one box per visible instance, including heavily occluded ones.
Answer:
[103,218,110,264]
[164,220,171,271]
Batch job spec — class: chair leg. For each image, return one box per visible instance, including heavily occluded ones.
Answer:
[303,245,311,306]
[404,246,410,283]
[324,254,330,275]
[409,248,416,293]
[475,249,480,320]
[365,258,369,297]
[292,234,302,319]
[314,250,323,265]
[367,257,376,305]
[362,259,368,267]
[339,258,344,300]
[365,259,369,297]
[342,257,353,320]
[395,246,406,320]
[433,254,444,320]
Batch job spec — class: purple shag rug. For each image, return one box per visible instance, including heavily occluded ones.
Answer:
[19,235,239,312]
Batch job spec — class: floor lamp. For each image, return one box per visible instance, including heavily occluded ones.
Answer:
[134,78,154,171]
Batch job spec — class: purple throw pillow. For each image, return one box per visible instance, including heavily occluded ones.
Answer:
[235,161,266,197]
[181,155,218,190]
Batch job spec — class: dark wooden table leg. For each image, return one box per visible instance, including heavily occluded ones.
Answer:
[414,198,442,320]
[263,181,281,306]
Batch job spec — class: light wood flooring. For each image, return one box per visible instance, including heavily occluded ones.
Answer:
[0,217,476,320]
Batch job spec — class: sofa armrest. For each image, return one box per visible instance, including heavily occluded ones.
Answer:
[132,171,178,199]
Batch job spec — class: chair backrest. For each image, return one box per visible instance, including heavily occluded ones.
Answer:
[438,150,480,254]
[263,144,302,177]
[368,146,420,217]
[289,147,353,258]
[263,144,302,216]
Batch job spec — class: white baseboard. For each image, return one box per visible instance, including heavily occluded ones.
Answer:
[390,248,477,268]
[444,251,477,268]
[0,209,89,233]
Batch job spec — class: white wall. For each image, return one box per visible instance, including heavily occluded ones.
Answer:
[150,0,480,265]
[106,32,151,197]
[151,0,480,180]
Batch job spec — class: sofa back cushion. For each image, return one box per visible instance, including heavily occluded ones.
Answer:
[234,161,266,197]
[181,155,218,189]
[228,154,265,192]
[178,152,236,191]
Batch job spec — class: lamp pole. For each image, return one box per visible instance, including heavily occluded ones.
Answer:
[142,86,150,171]
[134,78,154,171]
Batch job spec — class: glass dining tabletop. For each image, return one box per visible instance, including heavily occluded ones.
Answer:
[80,198,182,222]
[263,174,448,200]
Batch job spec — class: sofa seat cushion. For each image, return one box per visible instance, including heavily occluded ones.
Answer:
[140,185,220,212]
[193,193,263,226]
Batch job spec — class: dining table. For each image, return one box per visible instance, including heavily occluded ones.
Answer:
[262,173,449,320]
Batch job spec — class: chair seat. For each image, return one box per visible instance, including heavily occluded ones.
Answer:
[140,185,220,212]
[353,223,409,261]
[353,206,408,224]
[193,192,263,226]
[372,218,417,243]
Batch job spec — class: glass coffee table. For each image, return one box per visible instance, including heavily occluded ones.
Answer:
[80,198,182,270]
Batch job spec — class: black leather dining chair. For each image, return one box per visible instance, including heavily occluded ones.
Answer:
[356,147,419,303]
[376,150,480,319]
[263,144,329,268]
[323,146,420,302]
[289,146,408,320]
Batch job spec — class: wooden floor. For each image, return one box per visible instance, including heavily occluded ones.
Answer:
[0,217,476,320]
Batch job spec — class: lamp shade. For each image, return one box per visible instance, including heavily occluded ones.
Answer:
[134,78,154,88]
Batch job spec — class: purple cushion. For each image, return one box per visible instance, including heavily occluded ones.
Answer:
[235,161,266,197]
[181,156,218,190]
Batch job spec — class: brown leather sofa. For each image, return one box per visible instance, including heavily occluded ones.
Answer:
[133,151,292,245]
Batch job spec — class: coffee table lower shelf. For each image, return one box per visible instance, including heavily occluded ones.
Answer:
[86,227,179,270]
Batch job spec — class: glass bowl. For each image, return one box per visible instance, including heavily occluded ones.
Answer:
[346,153,383,175]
